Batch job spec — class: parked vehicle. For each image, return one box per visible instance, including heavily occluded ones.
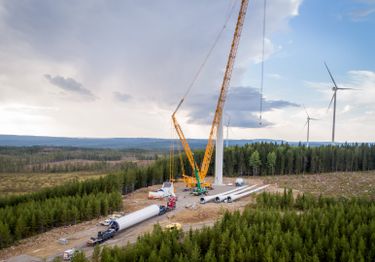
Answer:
[87,228,116,246]
[235,178,245,187]
[100,219,112,226]
[88,197,178,246]
[167,196,177,211]
[165,222,182,230]
[63,248,79,261]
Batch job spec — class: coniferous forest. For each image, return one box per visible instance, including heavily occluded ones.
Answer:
[0,160,169,249]
[83,191,375,262]
[1,143,375,251]
[186,143,375,176]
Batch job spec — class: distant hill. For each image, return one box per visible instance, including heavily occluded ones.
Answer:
[0,135,333,150]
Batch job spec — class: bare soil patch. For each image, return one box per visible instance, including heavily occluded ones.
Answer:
[262,171,375,199]
[0,172,107,195]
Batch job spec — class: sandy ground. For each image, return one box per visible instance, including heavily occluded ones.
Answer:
[1,177,275,262]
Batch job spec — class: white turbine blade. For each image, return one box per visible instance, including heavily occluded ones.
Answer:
[304,120,308,128]
[303,105,310,118]
[310,118,319,121]
[324,62,339,89]
[327,94,335,111]
[337,87,356,90]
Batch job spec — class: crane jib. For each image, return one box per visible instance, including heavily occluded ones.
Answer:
[200,0,249,179]
[172,0,249,188]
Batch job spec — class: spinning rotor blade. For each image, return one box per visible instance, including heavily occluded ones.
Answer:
[327,94,335,111]
[324,62,338,89]
[303,105,310,118]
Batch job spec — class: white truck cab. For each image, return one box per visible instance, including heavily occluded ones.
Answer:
[63,248,78,261]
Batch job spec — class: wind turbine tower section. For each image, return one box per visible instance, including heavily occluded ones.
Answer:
[214,116,224,185]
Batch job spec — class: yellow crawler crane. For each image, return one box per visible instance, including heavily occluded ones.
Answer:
[172,0,249,193]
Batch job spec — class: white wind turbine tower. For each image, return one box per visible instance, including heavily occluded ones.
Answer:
[225,116,231,148]
[303,106,318,148]
[324,62,354,143]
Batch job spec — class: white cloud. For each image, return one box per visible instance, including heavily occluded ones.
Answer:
[342,105,352,113]
[0,0,303,138]
[267,73,283,79]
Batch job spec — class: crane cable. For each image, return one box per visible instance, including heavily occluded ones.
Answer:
[175,0,238,111]
[169,121,175,182]
[259,0,267,125]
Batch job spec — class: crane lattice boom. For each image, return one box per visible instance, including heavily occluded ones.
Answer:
[173,0,249,188]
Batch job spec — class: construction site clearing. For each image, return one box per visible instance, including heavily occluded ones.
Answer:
[0,177,287,262]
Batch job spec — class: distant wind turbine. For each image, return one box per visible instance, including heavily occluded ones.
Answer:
[303,106,318,148]
[324,62,354,143]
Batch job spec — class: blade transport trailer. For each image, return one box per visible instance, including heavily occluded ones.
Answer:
[87,197,176,246]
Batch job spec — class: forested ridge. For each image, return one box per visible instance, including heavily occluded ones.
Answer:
[178,143,375,177]
[82,191,375,262]
[2,143,374,175]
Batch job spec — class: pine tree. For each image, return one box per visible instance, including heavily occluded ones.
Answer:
[190,243,201,262]
[92,245,101,262]
[52,257,62,262]
[0,222,12,248]
[267,151,277,175]
[71,251,89,262]
[148,250,161,262]
[204,249,216,262]
[14,216,26,240]
[249,150,261,176]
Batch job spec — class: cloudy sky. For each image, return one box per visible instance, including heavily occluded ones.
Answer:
[0,0,374,142]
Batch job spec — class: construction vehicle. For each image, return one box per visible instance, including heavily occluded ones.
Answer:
[167,196,177,210]
[172,0,249,193]
[87,228,116,246]
[165,222,182,230]
[159,196,177,215]
[87,197,177,246]
[192,166,208,196]
[100,219,112,226]
[63,248,79,261]
[235,178,245,187]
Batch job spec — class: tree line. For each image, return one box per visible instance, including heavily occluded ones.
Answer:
[0,159,169,210]
[0,146,158,173]
[84,192,375,262]
[174,143,375,177]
